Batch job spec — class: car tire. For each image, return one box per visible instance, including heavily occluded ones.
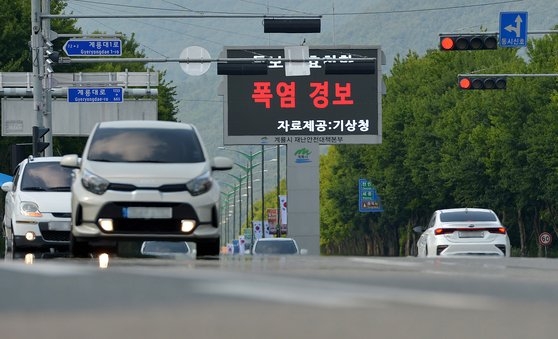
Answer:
[69,233,91,258]
[196,238,220,259]
[3,232,12,259]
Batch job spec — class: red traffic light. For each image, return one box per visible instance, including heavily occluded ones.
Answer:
[458,76,507,90]
[440,34,498,51]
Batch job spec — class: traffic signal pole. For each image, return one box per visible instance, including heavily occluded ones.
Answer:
[31,0,45,149]
[42,0,53,156]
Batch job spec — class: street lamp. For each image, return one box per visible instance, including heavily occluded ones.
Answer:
[220,190,235,245]
[226,173,247,238]
[220,182,240,242]
[218,146,276,245]
[234,161,260,230]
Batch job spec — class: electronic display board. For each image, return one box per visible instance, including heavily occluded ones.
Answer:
[220,45,382,145]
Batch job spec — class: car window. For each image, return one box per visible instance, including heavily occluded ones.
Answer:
[254,240,298,254]
[440,211,498,222]
[11,165,21,192]
[427,213,437,229]
[87,127,205,163]
[21,162,73,191]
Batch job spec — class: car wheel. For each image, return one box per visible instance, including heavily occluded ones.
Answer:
[69,233,91,258]
[4,231,13,259]
[196,238,220,259]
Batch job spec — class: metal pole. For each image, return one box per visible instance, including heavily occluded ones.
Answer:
[252,155,254,254]
[232,188,237,242]
[277,145,281,237]
[261,145,265,238]
[31,0,44,131]
[238,176,242,239]
[42,0,52,156]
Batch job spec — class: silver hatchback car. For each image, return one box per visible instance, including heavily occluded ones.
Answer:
[61,120,233,259]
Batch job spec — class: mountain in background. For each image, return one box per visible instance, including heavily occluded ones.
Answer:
[64,0,558,157]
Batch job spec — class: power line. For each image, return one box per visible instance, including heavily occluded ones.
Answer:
[69,0,524,17]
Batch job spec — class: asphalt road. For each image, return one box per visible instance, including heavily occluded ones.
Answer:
[1,255,557,339]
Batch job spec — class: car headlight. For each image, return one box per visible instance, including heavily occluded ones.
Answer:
[186,171,213,196]
[81,169,110,195]
[20,201,42,217]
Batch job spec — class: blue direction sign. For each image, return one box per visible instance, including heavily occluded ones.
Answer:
[499,11,528,47]
[63,38,122,56]
[67,87,123,103]
[358,179,383,213]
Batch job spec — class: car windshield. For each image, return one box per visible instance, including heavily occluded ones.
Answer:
[143,241,189,254]
[21,162,73,192]
[440,211,498,222]
[254,240,298,254]
[87,127,205,163]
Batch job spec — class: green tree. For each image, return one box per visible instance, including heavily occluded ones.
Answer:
[0,1,179,174]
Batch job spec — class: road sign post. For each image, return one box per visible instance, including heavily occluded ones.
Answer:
[539,232,552,247]
[63,38,122,57]
[499,12,528,48]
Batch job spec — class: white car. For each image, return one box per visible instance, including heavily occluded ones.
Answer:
[252,237,306,255]
[60,120,233,259]
[2,156,73,258]
[414,208,511,257]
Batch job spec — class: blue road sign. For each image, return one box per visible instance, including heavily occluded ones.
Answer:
[499,12,528,48]
[358,179,383,213]
[63,39,122,56]
[67,87,123,103]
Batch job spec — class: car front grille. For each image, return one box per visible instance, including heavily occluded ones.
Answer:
[96,202,199,234]
[52,212,71,218]
[41,230,70,242]
[109,219,185,234]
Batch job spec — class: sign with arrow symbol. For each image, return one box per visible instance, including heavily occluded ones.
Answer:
[499,11,528,48]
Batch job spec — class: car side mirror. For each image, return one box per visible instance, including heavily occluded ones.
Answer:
[60,154,81,168]
[212,156,234,171]
[412,226,424,233]
[300,248,308,255]
[1,182,13,192]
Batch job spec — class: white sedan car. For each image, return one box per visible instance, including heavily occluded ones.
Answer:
[414,208,511,257]
[252,237,306,255]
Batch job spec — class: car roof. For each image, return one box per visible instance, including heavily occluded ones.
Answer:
[437,208,495,214]
[20,156,65,165]
[255,237,296,242]
[96,120,195,130]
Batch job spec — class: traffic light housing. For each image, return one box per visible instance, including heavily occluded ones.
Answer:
[458,76,507,90]
[32,126,50,157]
[440,33,498,51]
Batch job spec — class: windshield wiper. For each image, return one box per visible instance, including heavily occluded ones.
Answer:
[48,186,71,191]
[22,186,46,191]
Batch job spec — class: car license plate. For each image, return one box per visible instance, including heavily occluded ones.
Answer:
[48,221,71,231]
[458,231,484,238]
[123,207,172,219]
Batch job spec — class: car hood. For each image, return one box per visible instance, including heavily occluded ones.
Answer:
[17,191,71,213]
[83,161,209,185]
